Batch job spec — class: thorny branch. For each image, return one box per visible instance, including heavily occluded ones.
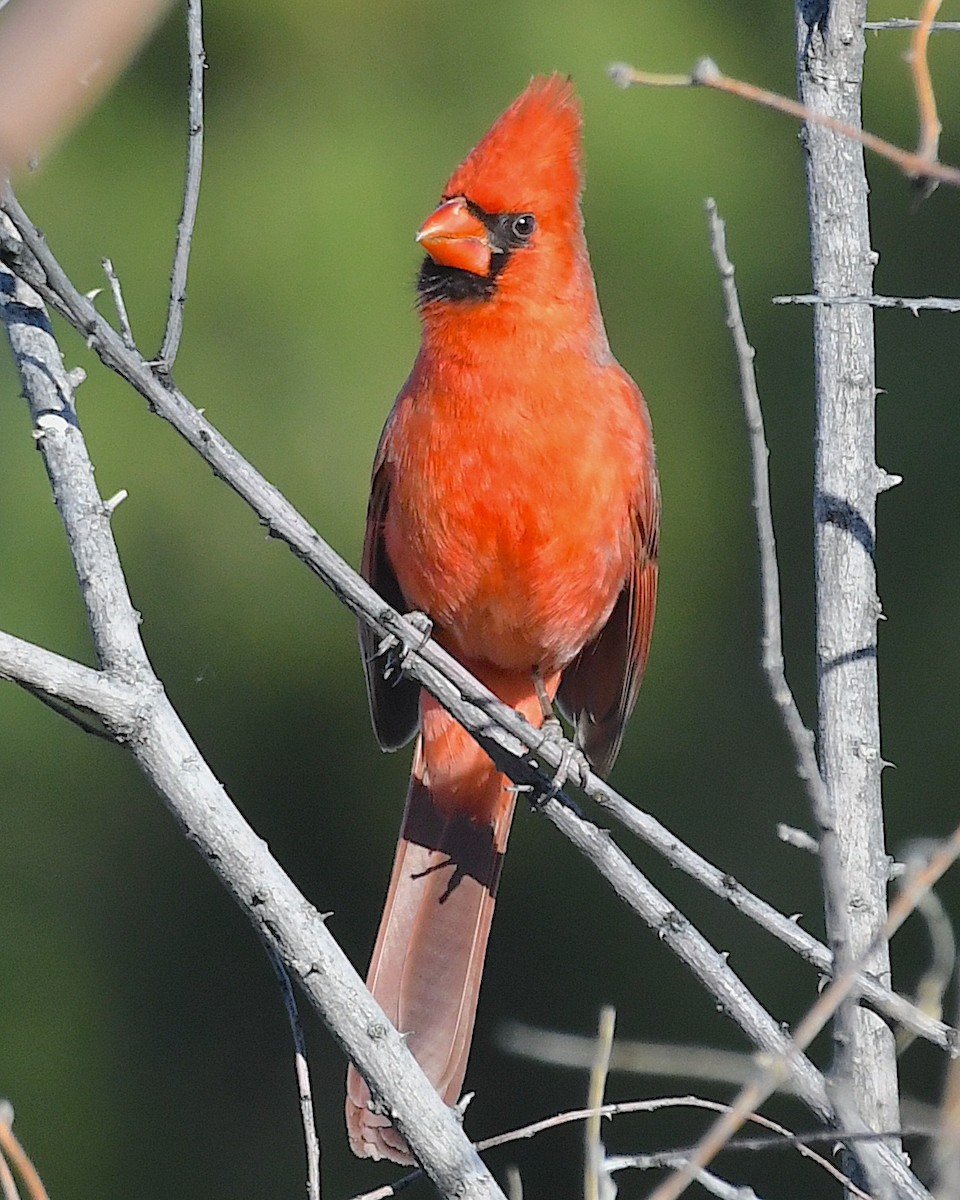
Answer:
[1,8,958,1195]
[0,183,949,1049]
[0,171,952,1197]
[0,212,508,1200]
[774,293,960,313]
[705,199,825,823]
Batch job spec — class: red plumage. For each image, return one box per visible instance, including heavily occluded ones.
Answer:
[347,73,659,1163]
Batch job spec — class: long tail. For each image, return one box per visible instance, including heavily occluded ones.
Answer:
[346,676,555,1163]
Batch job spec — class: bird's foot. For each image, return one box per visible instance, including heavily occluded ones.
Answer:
[377,610,434,680]
[536,718,591,801]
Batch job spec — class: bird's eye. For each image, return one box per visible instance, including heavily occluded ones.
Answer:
[511,213,536,241]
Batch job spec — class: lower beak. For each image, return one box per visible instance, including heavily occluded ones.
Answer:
[416,197,491,276]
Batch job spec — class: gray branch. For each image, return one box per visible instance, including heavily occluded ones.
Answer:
[774,293,960,313]
[0,180,953,1200]
[156,0,205,372]
[796,0,904,1190]
[864,19,960,31]
[0,213,507,1200]
[0,188,950,1057]
[0,127,939,1199]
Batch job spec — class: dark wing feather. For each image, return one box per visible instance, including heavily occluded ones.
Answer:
[557,472,660,778]
[359,446,420,751]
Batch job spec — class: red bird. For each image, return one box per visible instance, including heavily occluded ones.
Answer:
[347,74,659,1162]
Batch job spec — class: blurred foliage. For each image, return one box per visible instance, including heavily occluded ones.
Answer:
[1,1,959,1197]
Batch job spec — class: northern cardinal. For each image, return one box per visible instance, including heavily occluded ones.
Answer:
[347,74,659,1162]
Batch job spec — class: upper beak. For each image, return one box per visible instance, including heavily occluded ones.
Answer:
[416,197,491,276]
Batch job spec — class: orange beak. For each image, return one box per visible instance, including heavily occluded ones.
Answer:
[416,197,491,276]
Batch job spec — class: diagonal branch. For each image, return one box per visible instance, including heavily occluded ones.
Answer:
[0,188,953,1063]
[609,55,960,189]
[0,212,507,1200]
[0,189,946,1197]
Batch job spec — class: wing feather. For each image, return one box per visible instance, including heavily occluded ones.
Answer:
[359,440,420,751]
[557,470,660,777]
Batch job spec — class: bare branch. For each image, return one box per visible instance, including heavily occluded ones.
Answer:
[705,199,825,813]
[910,0,944,200]
[584,1007,616,1200]
[609,56,960,189]
[0,186,953,1061]
[865,18,960,31]
[352,1095,872,1200]
[607,1152,765,1200]
[774,293,960,312]
[895,841,957,1054]
[265,945,321,1200]
[501,1024,815,1097]
[156,0,205,372]
[797,4,902,1196]
[0,1109,49,1200]
[102,257,135,349]
[0,213,507,1200]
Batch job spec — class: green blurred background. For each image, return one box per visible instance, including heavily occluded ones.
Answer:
[1,1,958,1196]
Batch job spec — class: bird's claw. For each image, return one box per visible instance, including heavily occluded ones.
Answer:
[376,611,434,681]
[537,719,591,800]
[398,611,434,663]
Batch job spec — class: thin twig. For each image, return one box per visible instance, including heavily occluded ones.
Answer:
[776,824,820,854]
[865,18,960,31]
[350,1095,872,1200]
[584,1007,615,1200]
[0,1156,20,1200]
[265,945,321,1200]
[0,1105,22,1200]
[500,1022,941,1130]
[706,199,825,808]
[0,1115,49,1200]
[773,293,960,312]
[609,1154,764,1200]
[607,1151,764,1200]
[910,0,943,199]
[156,0,205,372]
[895,841,957,1054]
[101,257,135,348]
[647,833,960,1200]
[609,57,960,189]
[0,188,954,1062]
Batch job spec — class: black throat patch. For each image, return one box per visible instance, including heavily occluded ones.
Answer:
[416,200,535,307]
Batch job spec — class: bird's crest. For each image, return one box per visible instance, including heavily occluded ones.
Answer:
[442,74,583,222]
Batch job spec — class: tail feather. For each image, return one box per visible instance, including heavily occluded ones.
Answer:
[345,743,513,1163]
[347,674,556,1163]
